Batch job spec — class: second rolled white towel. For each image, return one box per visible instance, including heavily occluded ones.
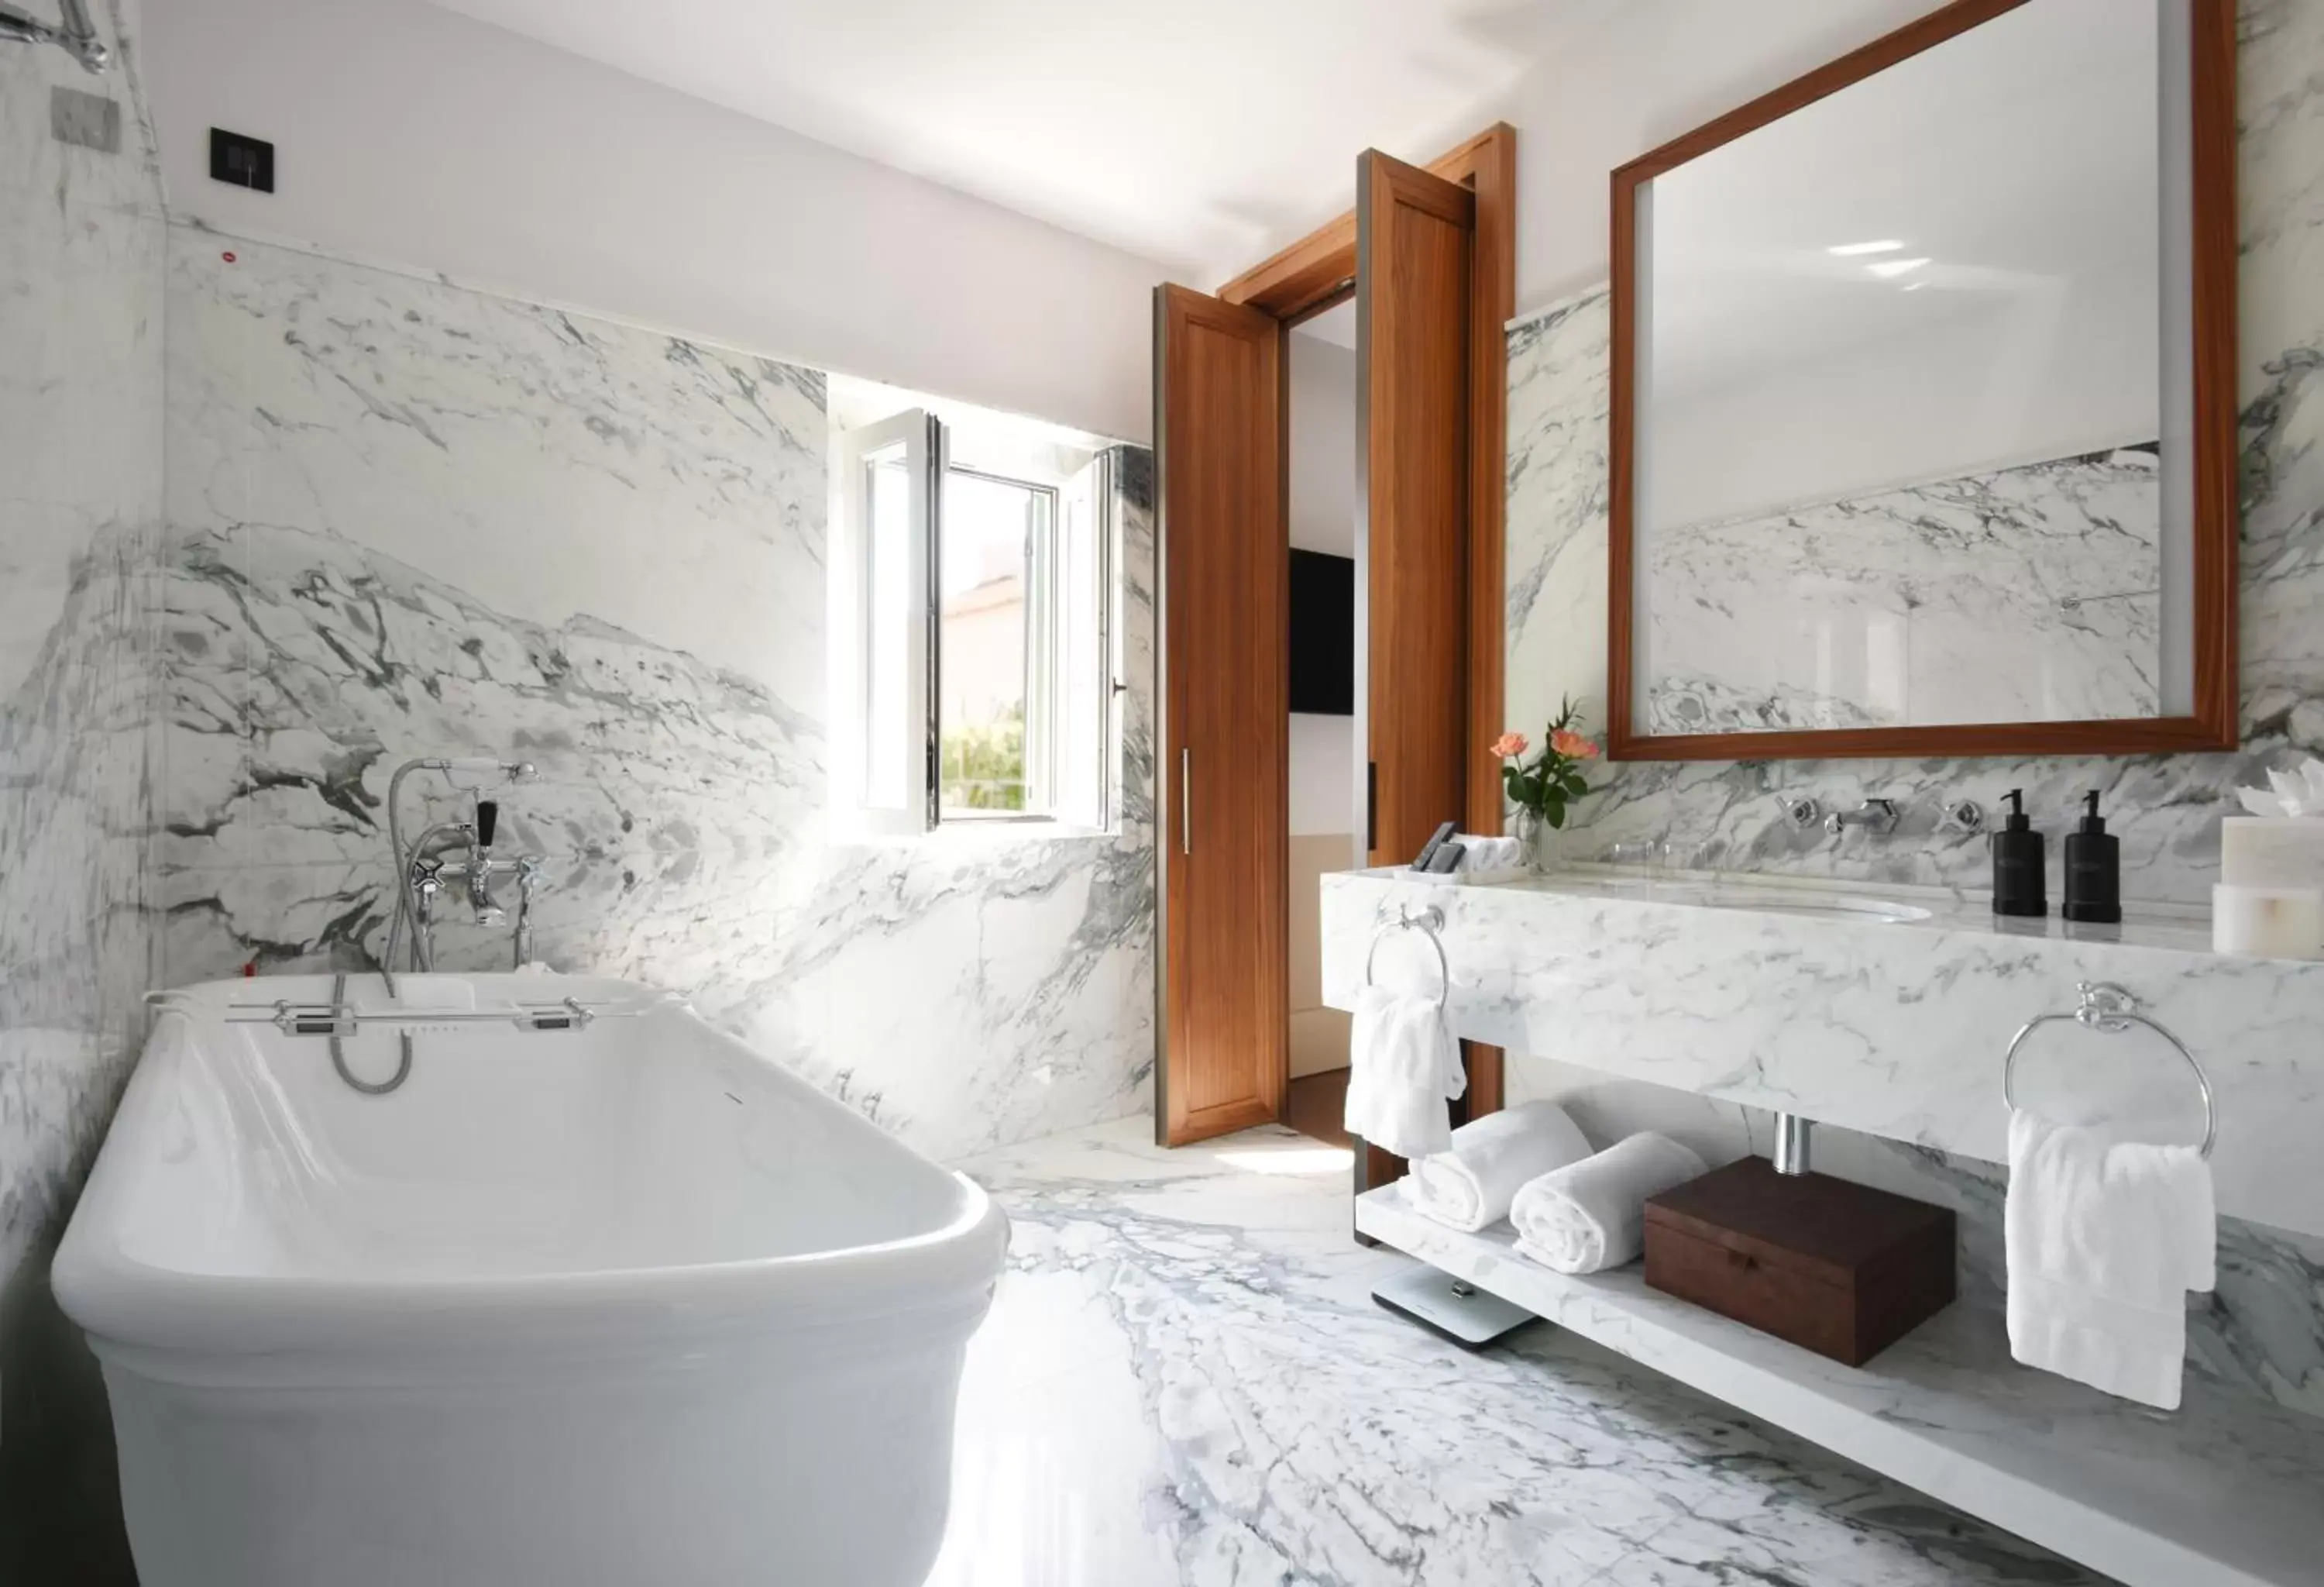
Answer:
[1408,1101,1592,1232]
[1511,1132,1708,1275]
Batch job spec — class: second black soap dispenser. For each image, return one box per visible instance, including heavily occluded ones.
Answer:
[1991,789,2047,917]
[2063,790,2123,924]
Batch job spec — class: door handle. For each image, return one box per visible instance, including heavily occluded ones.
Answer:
[1181,747,1191,855]
[1367,761,1377,852]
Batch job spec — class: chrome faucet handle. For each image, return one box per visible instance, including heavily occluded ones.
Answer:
[1779,795,1822,831]
[1938,799,1985,835]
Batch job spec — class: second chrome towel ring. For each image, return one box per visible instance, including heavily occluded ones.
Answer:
[1365,904,1450,1012]
[2003,981,2217,1158]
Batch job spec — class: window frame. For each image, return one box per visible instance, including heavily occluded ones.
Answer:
[830,410,1119,841]
[938,463,1061,823]
[832,408,944,836]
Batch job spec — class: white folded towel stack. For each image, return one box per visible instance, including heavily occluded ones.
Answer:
[1344,985,1466,1160]
[1510,1132,1707,1274]
[2005,1110,2215,1410]
[1408,1101,1593,1232]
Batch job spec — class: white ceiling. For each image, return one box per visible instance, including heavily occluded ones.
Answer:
[420,0,1571,284]
[1646,0,2157,401]
[1298,299,1357,349]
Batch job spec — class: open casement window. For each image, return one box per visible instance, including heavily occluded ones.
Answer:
[834,409,944,835]
[834,410,1117,837]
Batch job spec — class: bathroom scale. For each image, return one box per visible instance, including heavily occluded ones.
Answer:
[1371,1262,1538,1348]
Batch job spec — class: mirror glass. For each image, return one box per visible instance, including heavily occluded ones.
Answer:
[1631,0,2194,738]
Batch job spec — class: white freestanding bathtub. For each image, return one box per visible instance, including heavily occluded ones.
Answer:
[54,973,1009,1587]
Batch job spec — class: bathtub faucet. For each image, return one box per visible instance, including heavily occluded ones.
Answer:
[382,756,544,981]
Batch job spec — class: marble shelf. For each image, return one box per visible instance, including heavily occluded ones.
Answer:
[1320,866,2324,1237]
[1356,1185,2324,1587]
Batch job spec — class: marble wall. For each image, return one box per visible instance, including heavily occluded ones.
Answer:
[1500,0,2324,1421]
[1506,0,2324,908]
[1645,445,2163,733]
[0,3,162,1578]
[157,232,1156,1162]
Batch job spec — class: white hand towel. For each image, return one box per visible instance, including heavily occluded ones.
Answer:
[1344,985,1464,1160]
[1408,1101,1593,1232]
[1510,1132,1707,1275]
[2005,1110,2215,1410]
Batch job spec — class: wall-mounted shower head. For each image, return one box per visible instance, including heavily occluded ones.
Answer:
[0,0,109,72]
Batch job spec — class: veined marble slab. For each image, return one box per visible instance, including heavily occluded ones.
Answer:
[1357,1184,2323,1587]
[1644,446,2164,732]
[1321,866,2324,1238]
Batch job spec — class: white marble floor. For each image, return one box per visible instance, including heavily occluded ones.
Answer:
[928,1117,2109,1587]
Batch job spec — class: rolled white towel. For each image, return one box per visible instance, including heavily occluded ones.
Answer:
[1408,1101,1593,1231]
[1511,1132,1708,1275]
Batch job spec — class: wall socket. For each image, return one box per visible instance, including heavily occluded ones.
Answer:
[209,127,275,193]
[50,87,121,154]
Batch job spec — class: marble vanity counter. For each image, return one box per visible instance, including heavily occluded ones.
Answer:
[1320,865,2324,1237]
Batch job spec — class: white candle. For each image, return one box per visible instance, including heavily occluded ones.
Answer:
[2219,817,2324,890]
[2213,884,2324,959]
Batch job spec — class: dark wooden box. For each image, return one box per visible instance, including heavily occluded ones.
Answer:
[1643,1156,1955,1366]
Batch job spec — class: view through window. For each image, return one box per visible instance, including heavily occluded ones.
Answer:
[939,470,1050,813]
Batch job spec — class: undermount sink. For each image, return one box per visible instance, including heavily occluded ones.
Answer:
[1541,873,1936,924]
[1691,887,1932,924]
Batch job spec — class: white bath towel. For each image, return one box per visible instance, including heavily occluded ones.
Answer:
[1408,1101,1593,1232]
[1344,985,1464,1159]
[2005,1110,2215,1410]
[1510,1132,1707,1275]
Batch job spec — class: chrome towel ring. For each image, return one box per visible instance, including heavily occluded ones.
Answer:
[1364,904,1451,1013]
[2003,981,2218,1159]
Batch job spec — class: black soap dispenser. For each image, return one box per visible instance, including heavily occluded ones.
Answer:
[2063,790,2123,924]
[1991,789,2047,917]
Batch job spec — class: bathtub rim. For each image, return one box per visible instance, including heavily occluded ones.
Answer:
[53,973,1012,1362]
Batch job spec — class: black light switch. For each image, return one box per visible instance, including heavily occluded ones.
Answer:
[208,127,274,192]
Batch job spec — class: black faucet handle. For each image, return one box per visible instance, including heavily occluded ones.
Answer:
[475,800,499,848]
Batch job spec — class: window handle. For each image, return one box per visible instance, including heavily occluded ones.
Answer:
[1181,747,1192,856]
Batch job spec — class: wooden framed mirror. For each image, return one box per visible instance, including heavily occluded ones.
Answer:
[1608,0,2236,762]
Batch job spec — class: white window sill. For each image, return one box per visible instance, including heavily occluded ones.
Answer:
[825,811,1121,849]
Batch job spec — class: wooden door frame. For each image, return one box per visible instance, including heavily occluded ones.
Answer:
[1204,122,1517,1138]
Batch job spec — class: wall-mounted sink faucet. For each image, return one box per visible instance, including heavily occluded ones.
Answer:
[1825,798,1899,838]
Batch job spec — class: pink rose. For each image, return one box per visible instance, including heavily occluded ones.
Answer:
[1490,732,1528,759]
[1551,728,1600,761]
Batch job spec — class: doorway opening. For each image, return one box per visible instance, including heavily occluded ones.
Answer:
[1153,126,1517,1178]
[1285,303,1360,1150]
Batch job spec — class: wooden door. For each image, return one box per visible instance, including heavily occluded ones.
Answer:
[1359,151,1473,869]
[1155,284,1288,1146]
[1355,150,1477,1189]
